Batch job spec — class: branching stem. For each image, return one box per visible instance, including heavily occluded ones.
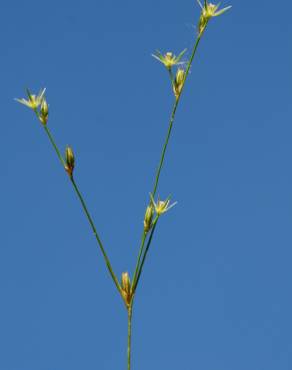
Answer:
[26,23,210,370]
[132,32,205,299]
[152,34,203,198]
[40,121,122,297]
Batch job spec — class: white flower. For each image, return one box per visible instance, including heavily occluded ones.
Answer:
[152,49,187,70]
[197,1,231,34]
[150,194,177,216]
[15,88,46,110]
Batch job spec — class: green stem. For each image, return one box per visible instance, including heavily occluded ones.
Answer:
[152,34,202,198]
[131,32,205,295]
[133,217,159,292]
[70,177,122,295]
[127,304,133,370]
[41,124,122,297]
[43,125,66,167]
[131,231,147,290]
[168,68,174,84]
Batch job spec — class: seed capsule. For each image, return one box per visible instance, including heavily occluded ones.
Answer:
[143,205,154,233]
[39,99,49,125]
[65,146,75,177]
[121,272,132,306]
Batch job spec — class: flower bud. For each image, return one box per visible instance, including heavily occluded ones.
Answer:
[39,99,49,125]
[65,146,75,177]
[121,272,132,306]
[121,272,131,294]
[198,14,208,35]
[173,68,185,100]
[143,204,154,233]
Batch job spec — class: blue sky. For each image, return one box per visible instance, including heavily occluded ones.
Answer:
[1,0,292,369]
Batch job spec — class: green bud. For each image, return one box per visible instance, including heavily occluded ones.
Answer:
[121,272,132,306]
[173,68,185,100]
[143,205,154,233]
[198,14,208,35]
[39,99,49,125]
[65,146,75,177]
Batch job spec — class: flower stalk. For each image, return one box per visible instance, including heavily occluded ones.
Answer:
[127,303,133,370]
[15,3,231,370]
[32,108,123,298]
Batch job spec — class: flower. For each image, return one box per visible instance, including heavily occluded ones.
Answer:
[15,88,46,110]
[150,194,177,216]
[197,1,231,34]
[152,49,187,70]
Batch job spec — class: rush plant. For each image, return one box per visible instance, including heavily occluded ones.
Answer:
[16,2,231,369]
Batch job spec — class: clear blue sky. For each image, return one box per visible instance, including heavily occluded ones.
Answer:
[1,0,292,369]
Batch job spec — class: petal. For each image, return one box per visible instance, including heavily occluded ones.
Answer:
[197,0,204,9]
[165,201,177,212]
[15,98,31,108]
[26,88,32,99]
[37,88,46,102]
[152,54,165,63]
[214,5,232,16]
[175,48,187,63]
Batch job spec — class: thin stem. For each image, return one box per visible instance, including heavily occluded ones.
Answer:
[152,34,203,198]
[70,177,122,295]
[43,125,66,167]
[127,304,133,370]
[131,32,205,295]
[133,217,159,292]
[131,231,147,290]
[168,68,174,84]
[41,123,122,297]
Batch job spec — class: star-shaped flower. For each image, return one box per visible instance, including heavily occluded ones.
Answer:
[152,49,187,70]
[197,1,231,34]
[15,88,46,110]
[150,194,177,216]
